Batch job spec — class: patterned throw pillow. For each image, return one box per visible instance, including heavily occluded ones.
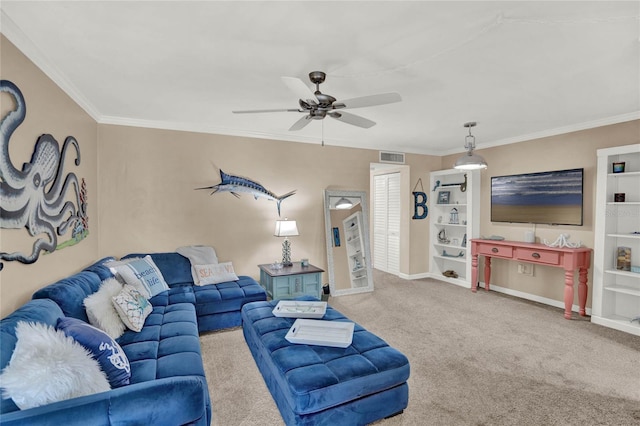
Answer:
[108,255,169,298]
[112,285,152,332]
[56,317,131,388]
[191,262,239,285]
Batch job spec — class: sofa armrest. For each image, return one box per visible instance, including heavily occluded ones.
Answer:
[0,376,210,426]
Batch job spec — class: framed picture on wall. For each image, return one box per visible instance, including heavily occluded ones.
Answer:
[437,191,450,204]
[333,227,341,247]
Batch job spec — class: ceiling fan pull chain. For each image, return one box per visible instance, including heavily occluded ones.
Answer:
[322,120,325,147]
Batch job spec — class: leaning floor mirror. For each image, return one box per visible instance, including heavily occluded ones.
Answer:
[323,189,374,296]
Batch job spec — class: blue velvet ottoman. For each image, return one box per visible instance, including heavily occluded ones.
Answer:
[241,299,410,426]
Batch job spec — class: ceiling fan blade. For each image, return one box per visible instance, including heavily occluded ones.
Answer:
[330,111,376,129]
[281,76,315,103]
[289,115,312,131]
[339,92,402,109]
[232,108,299,114]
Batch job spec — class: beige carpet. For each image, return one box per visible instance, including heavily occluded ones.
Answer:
[200,271,640,425]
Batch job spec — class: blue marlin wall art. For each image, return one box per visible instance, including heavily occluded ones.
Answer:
[197,169,295,216]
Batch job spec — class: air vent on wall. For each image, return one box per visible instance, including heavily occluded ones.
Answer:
[379,151,405,164]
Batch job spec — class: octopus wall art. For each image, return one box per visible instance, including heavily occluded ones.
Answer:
[0,80,88,270]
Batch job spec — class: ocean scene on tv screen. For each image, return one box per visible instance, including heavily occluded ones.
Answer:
[491,168,583,225]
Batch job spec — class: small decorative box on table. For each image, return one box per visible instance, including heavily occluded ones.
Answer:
[258,262,324,300]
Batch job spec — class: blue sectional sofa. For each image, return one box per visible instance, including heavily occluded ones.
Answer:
[0,252,267,425]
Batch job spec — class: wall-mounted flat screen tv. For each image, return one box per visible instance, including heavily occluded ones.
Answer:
[491,168,584,226]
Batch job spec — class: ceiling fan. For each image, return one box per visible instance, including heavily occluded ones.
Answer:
[232,71,402,131]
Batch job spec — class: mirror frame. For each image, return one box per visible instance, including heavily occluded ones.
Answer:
[323,189,375,296]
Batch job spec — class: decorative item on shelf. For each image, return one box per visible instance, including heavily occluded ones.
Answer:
[612,162,625,173]
[301,258,309,267]
[437,229,450,244]
[630,265,640,274]
[442,250,464,258]
[616,247,631,271]
[542,233,582,248]
[442,270,458,278]
[614,193,626,202]
[461,234,467,247]
[437,191,450,204]
[274,218,299,267]
[449,208,459,224]
[454,122,488,170]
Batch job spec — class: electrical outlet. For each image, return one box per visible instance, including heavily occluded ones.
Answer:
[517,262,534,276]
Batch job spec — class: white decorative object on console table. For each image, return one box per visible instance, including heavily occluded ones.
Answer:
[428,169,480,286]
[592,144,640,336]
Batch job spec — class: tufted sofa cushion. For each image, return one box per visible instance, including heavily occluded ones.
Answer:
[241,299,410,418]
[116,302,205,383]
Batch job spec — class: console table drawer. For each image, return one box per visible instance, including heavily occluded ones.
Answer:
[478,244,513,258]
[515,248,560,265]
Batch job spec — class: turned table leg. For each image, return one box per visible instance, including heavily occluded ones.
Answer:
[471,254,479,292]
[484,257,491,291]
[563,269,574,320]
[578,267,588,316]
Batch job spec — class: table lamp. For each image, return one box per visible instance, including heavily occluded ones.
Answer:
[274,218,299,266]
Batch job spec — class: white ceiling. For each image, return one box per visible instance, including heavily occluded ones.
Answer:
[1,1,639,155]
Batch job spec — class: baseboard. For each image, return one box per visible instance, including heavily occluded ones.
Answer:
[477,282,592,315]
[407,273,591,315]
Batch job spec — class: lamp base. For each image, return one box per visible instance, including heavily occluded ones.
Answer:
[281,238,293,267]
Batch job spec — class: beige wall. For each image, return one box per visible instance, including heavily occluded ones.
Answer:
[96,124,391,283]
[442,120,640,308]
[0,36,99,316]
[2,34,639,317]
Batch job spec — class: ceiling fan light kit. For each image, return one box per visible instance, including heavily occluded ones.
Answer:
[233,71,401,134]
[454,122,488,170]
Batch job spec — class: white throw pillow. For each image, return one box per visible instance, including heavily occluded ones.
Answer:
[84,278,126,339]
[177,245,218,266]
[108,255,169,298]
[191,262,239,285]
[112,285,152,332]
[0,321,110,410]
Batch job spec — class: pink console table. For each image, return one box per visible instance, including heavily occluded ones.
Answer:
[470,239,592,320]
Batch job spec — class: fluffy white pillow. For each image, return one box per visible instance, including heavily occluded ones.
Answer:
[0,321,110,410]
[112,285,153,332]
[176,245,218,265]
[108,256,169,298]
[191,262,239,285]
[84,278,126,339]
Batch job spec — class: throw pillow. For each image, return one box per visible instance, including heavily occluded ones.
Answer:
[56,317,131,388]
[176,245,218,265]
[0,321,110,410]
[192,262,239,285]
[109,255,169,298]
[84,278,126,339]
[112,285,152,332]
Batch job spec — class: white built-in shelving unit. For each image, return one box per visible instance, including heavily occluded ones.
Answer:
[428,169,480,287]
[592,144,640,336]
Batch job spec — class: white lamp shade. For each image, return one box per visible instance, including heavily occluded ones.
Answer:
[274,220,299,237]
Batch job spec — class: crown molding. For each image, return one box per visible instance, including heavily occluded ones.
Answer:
[1,9,102,121]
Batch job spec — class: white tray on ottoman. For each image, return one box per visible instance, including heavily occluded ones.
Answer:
[272,301,327,319]
[285,318,354,348]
